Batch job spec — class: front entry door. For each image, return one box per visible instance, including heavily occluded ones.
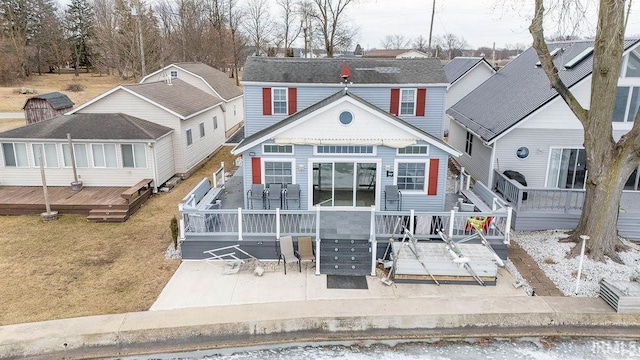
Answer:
[312,161,377,207]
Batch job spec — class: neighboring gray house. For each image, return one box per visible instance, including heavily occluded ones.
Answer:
[232,57,460,212]
[0,113,173,188]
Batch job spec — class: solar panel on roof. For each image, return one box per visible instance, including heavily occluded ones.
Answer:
[564,47,594,68]
[535,47,563,66]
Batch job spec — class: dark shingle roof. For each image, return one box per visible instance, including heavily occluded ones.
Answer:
[233,90,454,154]
[447,39,640,143]
[124,79,222,118]
[0,113,173,140]
[174,62,243,100]
[444,57,493,84]
[23,92,74,110]
[242,57,447,84]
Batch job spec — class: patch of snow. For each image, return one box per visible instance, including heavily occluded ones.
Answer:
[513,230,640,297]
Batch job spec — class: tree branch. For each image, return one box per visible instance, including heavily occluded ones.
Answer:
[529,0,589,124]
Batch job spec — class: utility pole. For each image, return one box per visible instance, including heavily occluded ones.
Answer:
[427,0,436,55]
[132,3,146,77]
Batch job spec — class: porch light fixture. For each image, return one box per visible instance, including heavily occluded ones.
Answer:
[298,164,304,171]
[249,152,256,156]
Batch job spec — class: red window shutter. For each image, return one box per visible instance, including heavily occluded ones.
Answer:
[251,157,262,184]
[288,88,297,115]
[262,88,272,115]
[427,158,439,195]
[416,88,426,116]
[390,88,400,116]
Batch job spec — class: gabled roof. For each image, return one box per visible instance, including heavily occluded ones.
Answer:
[0,113,173,141]
[447,39,640,143]
[69,79,223,119]
[140,62,243,101]
[232,90,459,156]
[23,92,74,110]
[444,57,495,84]
[242,57,447,85]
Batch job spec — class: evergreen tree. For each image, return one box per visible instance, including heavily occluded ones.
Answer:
[65,0,94,75]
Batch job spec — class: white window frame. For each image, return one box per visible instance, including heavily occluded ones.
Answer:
[186,129,193,146]
[121,143,147,169]
[394,159,429,194]
[465,131,474,156]
[397,145,430,156]
[262,144,294,155]
[199,122,206,138]
[32,143,59,168]
[61,143,89,168]
[1,142,28,167]
[272,88,288,115]
[399,88,417,116]
[544,146,587,189]
[91,143,118,168]
[262,158,296,185]
[313,145,377,156]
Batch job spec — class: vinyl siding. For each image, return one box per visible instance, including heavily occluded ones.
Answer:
[448,119,492,184]
[141,66,213,96]
[446,64,494,109]
[182,108,226,173]
[224,97,244,133]
[155,134,175,185]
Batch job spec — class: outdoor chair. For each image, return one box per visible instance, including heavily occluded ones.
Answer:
[295,236,315,272]
[277,235,295,275]
[266,183,283,209]
[465,216,493,234]
[284,184,301,209]
[384,185,402,210]
[247,184,265,209]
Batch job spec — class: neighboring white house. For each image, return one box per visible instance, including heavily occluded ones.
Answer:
[444,57,495,110]
[140,62,244,136]
[0,113,173,189]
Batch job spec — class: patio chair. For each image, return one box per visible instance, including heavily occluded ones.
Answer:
[384,185,402,210]
[266,183,283,209]
[284,184,301,209]
[464,216,493,234]
[277,235,295,274]
[247,184,265,209]
[295,236,315,272]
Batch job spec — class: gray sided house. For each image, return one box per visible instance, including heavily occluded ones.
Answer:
[0,113,173,188]
[233,57,460,212]
[447,39,640,238]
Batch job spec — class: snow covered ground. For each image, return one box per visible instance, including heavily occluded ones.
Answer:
[512,230,640,297]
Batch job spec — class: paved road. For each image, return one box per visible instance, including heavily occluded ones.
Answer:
[0,112,24,119]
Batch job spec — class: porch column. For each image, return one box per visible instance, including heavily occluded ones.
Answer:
[370,205,376,276]
[505,207,513,244]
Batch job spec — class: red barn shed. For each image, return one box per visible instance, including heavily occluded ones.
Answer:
[23,92,74,125]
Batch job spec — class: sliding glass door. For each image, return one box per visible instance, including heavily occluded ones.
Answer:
[546,148,587,189]
[312,161,377,207]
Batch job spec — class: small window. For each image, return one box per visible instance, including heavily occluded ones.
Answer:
[121,144,147,168]
[272,88,287,115]
[465,131,474,156]
[398,145,429,155]
[397,162,426,191]
[213,116,218,130]
[186,129,193,146]
[91,143,117,168]
[32,143,59,168]
[264,161,293,185]
[316,146,374,154]
[170,70,177,78]
[62,144,88,168]
[2,143,28,167]
[199,122,205,138]
[263,144,293,154]
[339,111,353,125]
[400,89,416,115]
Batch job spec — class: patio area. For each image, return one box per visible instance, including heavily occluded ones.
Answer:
[150,261,527,311]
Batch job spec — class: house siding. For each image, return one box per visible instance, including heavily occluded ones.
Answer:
[224,97,244,134]
[446,64,494,109]
[448,119,492,185]
[181,108,226,173]
[141,66,212,96]
[155,134,175,185]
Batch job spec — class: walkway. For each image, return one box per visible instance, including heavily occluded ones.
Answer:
[509,242,564,296]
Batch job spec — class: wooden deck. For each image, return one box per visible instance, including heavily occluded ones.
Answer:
[0,185,152,222]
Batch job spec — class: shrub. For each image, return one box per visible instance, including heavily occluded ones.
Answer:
[65,83,84,92]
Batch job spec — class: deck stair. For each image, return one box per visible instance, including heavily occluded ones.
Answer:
[86,208,129,222]
[319,239,371,276]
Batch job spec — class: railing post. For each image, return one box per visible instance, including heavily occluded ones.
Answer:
[276,207,281,240]
[237,207,243,241]
[516,184,524,212]
[504,207,513,244]
[465,172,471,190]
[370,205,376,276]
[448,209,456,239]
[220,161,225,187]
[315,205,321,276]
[178,203,186,242]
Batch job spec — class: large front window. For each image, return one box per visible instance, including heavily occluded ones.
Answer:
[121,144,147,168]
[312,161,377,207]
[400,89,416,115]
[32,143,59,168]
[396,162,426,191]
[264,161,292,185]
[92,143,117,168]
[2,143,28,167]
[272,88,287,115]
[546,148,587,189]
[62,144,88,168]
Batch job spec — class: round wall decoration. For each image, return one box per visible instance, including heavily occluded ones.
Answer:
[516,146,530,159]
[339,111,353,125]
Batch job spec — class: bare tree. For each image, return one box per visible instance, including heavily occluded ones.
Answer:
[243,0,274,56]
[530,0,634,261]
[435,33,468,60]
[311,0,358,57]
[380,34,410,50]
[412,34,428,53]
[274,0,302,56]
[228,0,246,84]
[299,0,317,57]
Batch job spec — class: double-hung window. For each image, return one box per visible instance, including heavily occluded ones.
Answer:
[32,143,59,168]
[400,89,416,115]
[264,161,293,185]
[396,161,426,191]
[121,144,147,168]
[2,143,28,167]
[62,144,88,168]
[199,122,206,138]
[272,88,287,115]
[186,129,193,146]
[465,131,474,156]
[92,143,117,168]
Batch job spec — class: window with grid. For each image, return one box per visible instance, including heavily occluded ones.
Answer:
[62,144,88,168]
[398,145,429,155]
[2,143,28,167]
[170,70,177,78]
[91,143,117,168]
[400,89,416,115]
[121,144,147,168]
[397,162,426,190]
[263,144,293,154]
[32,143,59,168]
[272,88,287,114]
[264,161,292,185]
[465,131,474,156]
[316,145,374,154]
